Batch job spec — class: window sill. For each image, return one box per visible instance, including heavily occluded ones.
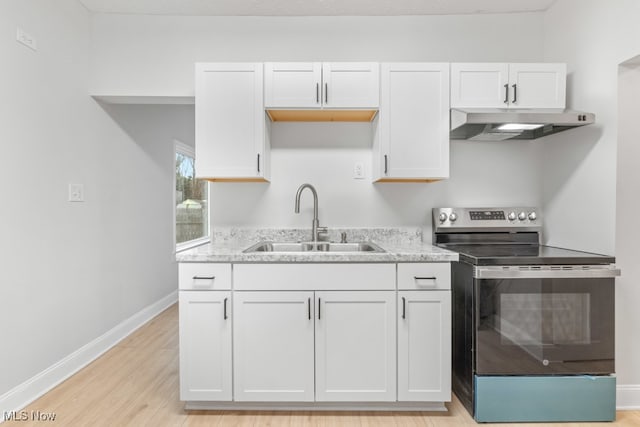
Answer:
[176,237,210,254]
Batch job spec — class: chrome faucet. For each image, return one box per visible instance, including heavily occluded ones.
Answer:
[294,183,327,242]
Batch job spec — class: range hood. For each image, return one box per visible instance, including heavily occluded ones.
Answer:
[450,108,595,141]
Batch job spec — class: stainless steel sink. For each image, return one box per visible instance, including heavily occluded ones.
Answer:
[243,241,386,253]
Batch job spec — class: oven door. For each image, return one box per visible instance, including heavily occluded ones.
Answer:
[473,265,618,375]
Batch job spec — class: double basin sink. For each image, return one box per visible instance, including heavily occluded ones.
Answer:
[243,241,386,253]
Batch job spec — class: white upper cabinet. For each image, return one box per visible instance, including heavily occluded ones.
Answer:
[322,63,379,108]
[264,62,322,109]
[195,63,269,181]
[374,63,450,182]
[450,63,509,109]
[264,62,379,109]
[451,63,566,109]
[508,63,566,109]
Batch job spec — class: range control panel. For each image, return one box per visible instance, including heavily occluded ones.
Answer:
[469,210,506,221]
[433,207,541,232]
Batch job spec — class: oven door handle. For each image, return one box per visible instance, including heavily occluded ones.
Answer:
[474,265,621,279]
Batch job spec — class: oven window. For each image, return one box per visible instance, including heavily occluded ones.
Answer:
[476,278,614,375]
[500,293,591,347]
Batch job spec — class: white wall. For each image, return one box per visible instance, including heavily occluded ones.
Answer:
[89,14,545,97]
[543,0,640,405]
[211,124,542,236]
[0,0,178,400]
[89,13,546,237]
[616,60,640,407]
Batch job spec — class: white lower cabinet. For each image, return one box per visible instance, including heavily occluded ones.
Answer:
[179,262,451,407]
[179,291,232,401]
[397,290,452,402]
[233,290,396,402]
[233,291,315,401]
[315,291,396,401]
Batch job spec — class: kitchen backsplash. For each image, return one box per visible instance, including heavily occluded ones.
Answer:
[211,227,423,246]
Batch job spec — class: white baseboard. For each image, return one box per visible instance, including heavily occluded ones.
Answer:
[617,384,640,410]
[185,401,447,412]
[0,291,177,420]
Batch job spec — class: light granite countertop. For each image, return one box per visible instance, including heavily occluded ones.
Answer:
[176,228,458,263]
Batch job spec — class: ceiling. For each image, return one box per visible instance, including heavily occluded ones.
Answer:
[78,0,557,16]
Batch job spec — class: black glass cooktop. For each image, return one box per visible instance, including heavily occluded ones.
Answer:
[442,244,615,266]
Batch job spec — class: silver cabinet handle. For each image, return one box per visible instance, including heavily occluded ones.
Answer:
[402,297,406,319]
[223,297,228,320]
[316,83,319,104]
[384,155,388,175]
[324,82,328,104]
[414,276,437,288]
[257,153,260,173]
[308,297,311,320]
[318,297,321,320]
[503,84,509,104]
[512,84,517,104]
[193,275,215,280]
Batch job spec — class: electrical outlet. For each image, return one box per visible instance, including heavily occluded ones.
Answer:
[16,28,37,51]
[354,162,365,179]
[68,184,84,202]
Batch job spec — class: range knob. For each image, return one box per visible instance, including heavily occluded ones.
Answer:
[518,212,527,221]
[508,211,517,221]
[449,212,458,222]
[528,212,537,221]
[438,212,448,222]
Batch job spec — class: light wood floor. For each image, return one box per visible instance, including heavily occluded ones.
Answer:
[7,304,640,426]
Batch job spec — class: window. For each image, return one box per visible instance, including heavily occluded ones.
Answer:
[175,141,209,250]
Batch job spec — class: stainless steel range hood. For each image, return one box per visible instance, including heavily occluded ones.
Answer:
[450,108,595,141]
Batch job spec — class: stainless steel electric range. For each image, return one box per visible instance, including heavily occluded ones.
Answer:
[433,207,620,423]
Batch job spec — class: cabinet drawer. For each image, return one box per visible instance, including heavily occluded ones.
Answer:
[234,263,395,291]
[397,263,450,290]
[179,263,231,290]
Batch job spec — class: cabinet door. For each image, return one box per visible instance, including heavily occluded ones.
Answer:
[264,62,322,108]
[508,63,566,109]
[315,291,396,401]
[398,290,451,402]
[233,291,315,402]
[179,291,232,401]
[322,63,379,108]
[450,63,509,109]
[376,63,449,180]
[195,63,267,180]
